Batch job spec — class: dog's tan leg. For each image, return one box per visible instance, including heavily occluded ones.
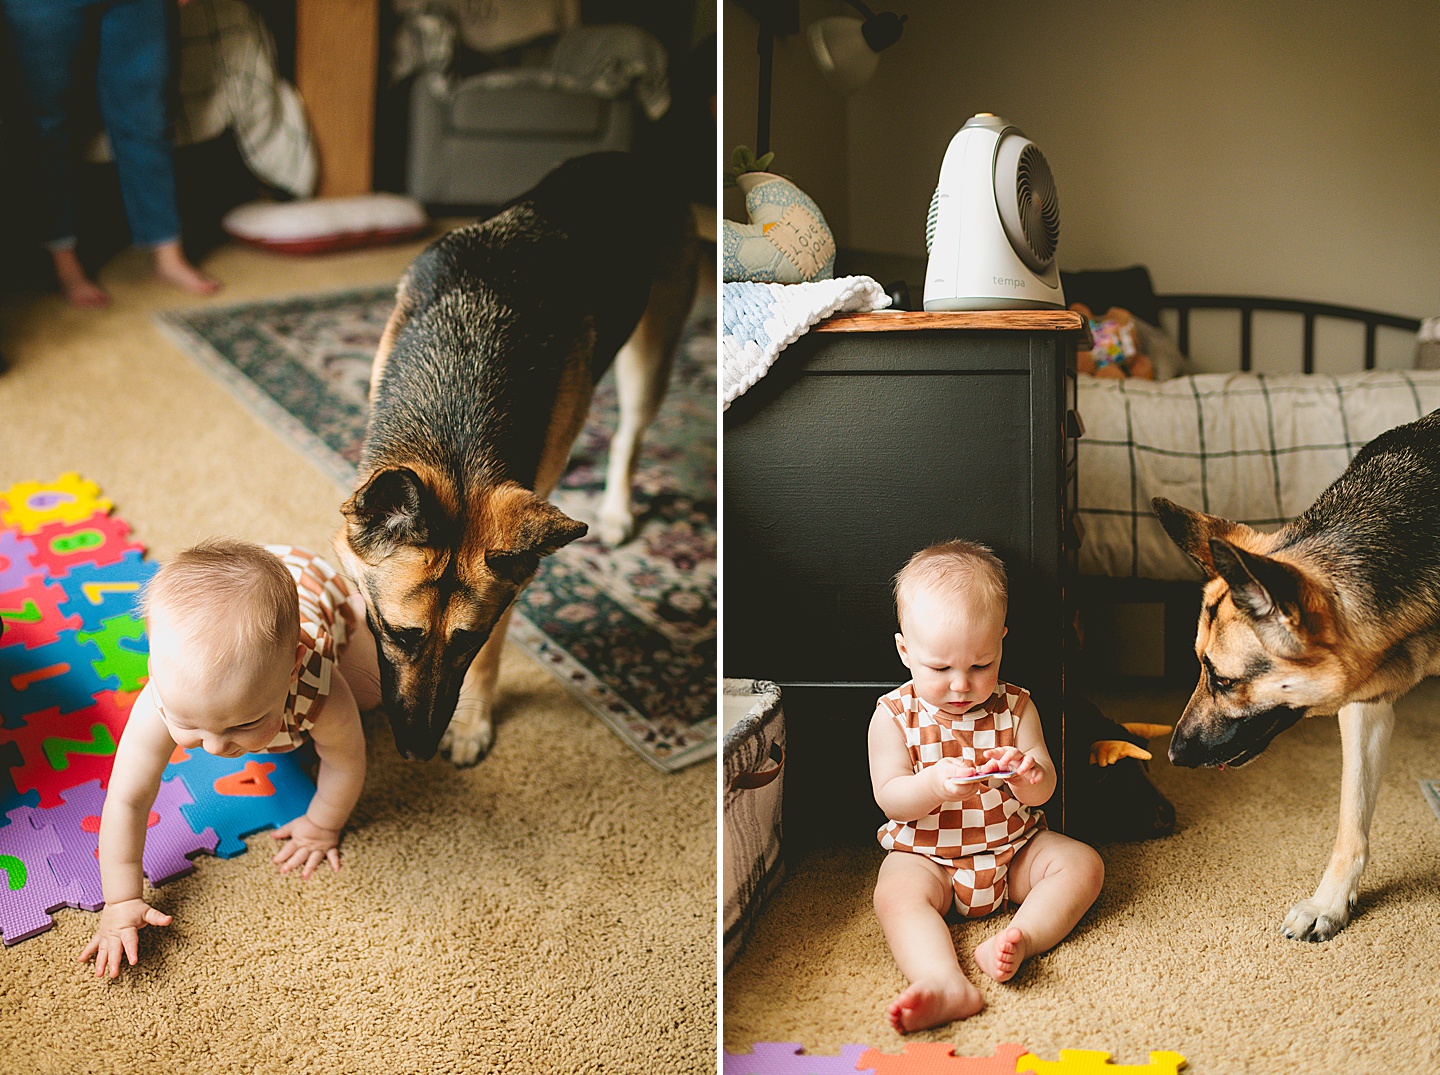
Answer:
[1281,699,1394,941]
[596,248,697,547]
[439,604,517,766]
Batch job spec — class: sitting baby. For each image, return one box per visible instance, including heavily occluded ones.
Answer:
[79,539,380,977]
[869,540,1105,1031]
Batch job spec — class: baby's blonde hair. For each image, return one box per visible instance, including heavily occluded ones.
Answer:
[894,539,1008,631]
[142,539,299,679]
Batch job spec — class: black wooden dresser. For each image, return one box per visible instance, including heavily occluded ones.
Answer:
[723,309,1087,845]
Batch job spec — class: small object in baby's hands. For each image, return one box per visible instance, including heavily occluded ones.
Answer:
[949,770,1017,785]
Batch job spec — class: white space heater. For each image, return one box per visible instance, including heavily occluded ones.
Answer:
[923,113,1064,311]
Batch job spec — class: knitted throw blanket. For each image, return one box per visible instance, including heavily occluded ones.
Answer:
[721,277,891,409]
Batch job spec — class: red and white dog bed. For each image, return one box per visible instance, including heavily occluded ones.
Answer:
[222,194,429,255]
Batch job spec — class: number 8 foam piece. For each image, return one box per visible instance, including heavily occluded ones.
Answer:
[28,513,144,581]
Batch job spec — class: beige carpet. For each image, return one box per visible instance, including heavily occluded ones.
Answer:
[725,680,1440,1072]
[0,240,715,1074]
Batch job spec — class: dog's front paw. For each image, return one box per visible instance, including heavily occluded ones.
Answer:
[1281,898,1350,942]
[440,715,494,767]
[595,503,635,548]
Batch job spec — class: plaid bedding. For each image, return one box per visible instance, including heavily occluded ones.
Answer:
[1077,370,1440,580]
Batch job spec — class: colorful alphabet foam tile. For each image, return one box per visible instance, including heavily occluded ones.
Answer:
[0,803,82,943]
[1017,1051,1187,1075]
[163,748,315,858]
[727,1045,1189,1075]
[858,1043,1034,1075]
[40,777,221,912]
[55,552,157,633]
[0,575,79,650]
[0,476,316,947]
[723,1043,875,1075]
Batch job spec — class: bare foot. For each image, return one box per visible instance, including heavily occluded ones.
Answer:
[152,242,220,295]
[885,976,983,1032]
[974,925,1028,983]
[50,248,109,309]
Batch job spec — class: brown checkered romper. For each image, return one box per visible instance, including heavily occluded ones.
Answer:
[876,681,1046,917]
[260,545,359,753]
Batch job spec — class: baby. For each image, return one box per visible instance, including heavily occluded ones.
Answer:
[868,540,1104,1031]
[79,540,380,978]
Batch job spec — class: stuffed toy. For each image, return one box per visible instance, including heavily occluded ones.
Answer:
[722,147,836,284]
[1065,695,1177,843]
[1071,303,1156,379]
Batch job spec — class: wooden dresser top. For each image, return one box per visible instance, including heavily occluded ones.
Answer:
[813,310,1086,333]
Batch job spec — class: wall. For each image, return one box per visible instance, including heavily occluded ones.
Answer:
[727,0,1440,322]
[722,0,853,239]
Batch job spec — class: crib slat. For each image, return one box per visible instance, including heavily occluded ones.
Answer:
[1241,308,1253,372]
[1365,322,1377,370]
[1303,314,1315,373]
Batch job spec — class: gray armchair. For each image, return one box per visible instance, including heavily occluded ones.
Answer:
[407,76,633,207]
[403,22,668,207]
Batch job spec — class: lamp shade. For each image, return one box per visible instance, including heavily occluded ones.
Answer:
[807,15,878,91]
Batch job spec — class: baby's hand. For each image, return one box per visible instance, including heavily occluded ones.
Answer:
[929,756,980,800]
[271,814,343,880]
[981,746,1041,784]
[78,898,172,978]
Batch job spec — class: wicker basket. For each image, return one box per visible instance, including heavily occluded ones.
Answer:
[722,679,785,968]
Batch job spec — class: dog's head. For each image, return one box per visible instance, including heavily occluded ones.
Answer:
[1153,497,1348,769]
[336,466,587,759]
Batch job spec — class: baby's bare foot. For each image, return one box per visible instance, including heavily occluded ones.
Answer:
[885,976,983,1032]
[974,925,1028,982]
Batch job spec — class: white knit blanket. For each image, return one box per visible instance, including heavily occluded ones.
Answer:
[722,277,891,409]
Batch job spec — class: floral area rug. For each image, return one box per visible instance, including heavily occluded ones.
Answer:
[157,285,716,772]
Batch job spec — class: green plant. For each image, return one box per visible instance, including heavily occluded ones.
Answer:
[724,146,780,188]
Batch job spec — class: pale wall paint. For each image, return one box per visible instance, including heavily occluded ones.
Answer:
[723,0,853,240]
[726,0,1440,320]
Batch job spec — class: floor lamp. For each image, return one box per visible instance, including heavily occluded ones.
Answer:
[736,0,907,155]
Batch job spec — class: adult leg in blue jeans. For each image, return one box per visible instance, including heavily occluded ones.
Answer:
[2,0,218,306]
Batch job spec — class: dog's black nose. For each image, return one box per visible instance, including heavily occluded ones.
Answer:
[1168,735,1206,768]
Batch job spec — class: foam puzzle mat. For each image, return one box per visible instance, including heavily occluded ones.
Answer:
[722,1043,1187,1075]
[0,474,315,945]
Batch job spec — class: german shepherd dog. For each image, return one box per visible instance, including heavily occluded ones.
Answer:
[1154,409,1440,941]
[334,152,697,764]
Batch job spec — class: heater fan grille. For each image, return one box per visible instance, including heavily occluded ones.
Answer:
[925,186,940,254]
[995,135,1060,272]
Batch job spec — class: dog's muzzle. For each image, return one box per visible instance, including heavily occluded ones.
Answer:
[1168,705,1305,769]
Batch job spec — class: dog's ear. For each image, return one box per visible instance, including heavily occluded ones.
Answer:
[1209,538,1310,652]
[1152,497,1255,577]
[483,488,588,584]
[342,467,433,562]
